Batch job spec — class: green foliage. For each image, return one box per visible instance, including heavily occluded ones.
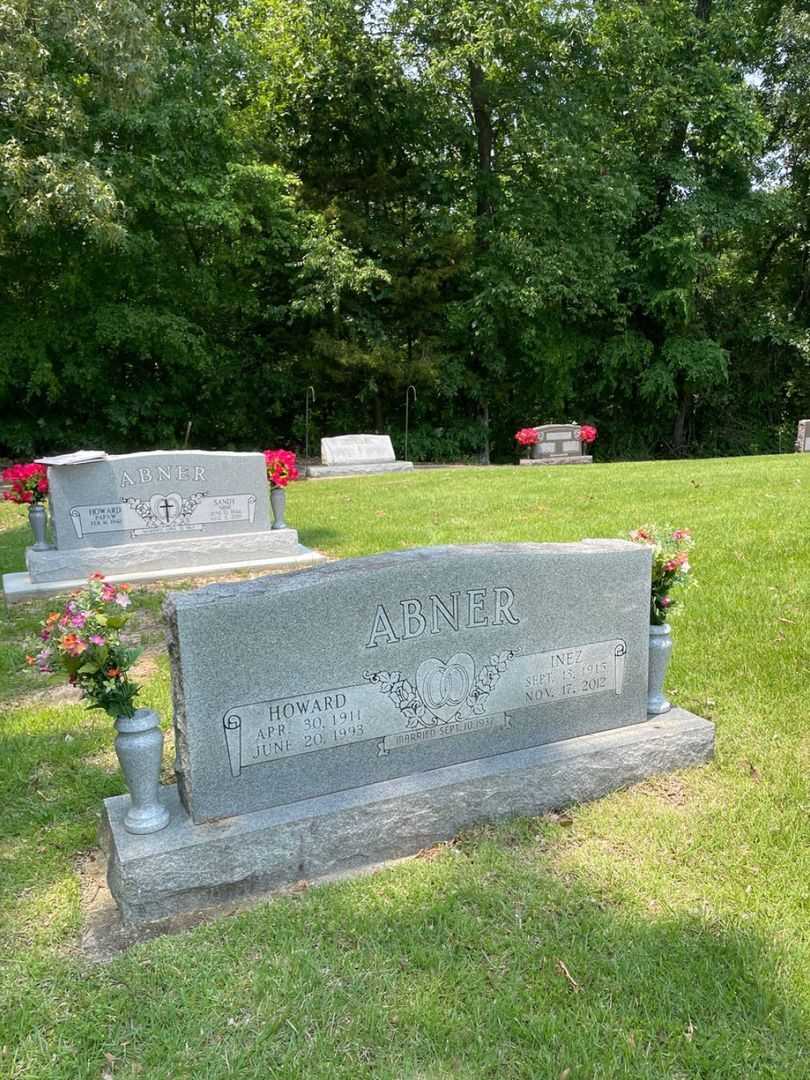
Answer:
[1,0,809,459]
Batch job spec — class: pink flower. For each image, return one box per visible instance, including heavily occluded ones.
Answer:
[660,596,672,608]
[89,634,105,646]
[514,427,539,446]
[101,584,117,602]
[263,449,299,488]
[70,613,87,628]
[579,424,598,444]
[114,593,130,608]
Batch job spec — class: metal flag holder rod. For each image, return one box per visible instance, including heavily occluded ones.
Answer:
[304,386,315,462]
[404,384,416,462]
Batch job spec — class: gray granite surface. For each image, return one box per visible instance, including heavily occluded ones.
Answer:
[165,541,652,823]
[46,450,271,552]
[101,709,715,923]
[306,461,414,478]
[26,528,301,581]
[321,434,397,465]
[519,455,593,467]
[796,419,810,453]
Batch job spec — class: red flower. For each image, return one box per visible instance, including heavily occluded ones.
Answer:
[263,449,299,488]
[515,427,539,447]
[579,425,598,444]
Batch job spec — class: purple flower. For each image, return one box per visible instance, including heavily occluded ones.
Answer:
[70,613,87,628]
[114,593,130,608]
[89,634,105,646]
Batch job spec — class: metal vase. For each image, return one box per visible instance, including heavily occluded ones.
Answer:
[28,503,51,550]
[530,442,542,460]
[114,709,170,834]
[270,485,287,530]
[647,623,673,715]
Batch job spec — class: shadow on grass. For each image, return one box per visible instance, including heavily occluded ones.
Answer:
[297,525,341,549]
[0,521,31,576]
[3,834,807,1079]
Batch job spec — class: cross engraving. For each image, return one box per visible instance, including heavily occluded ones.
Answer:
[159,498,173,523]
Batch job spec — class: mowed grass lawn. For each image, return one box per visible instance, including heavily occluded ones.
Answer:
[1,455,809,1079]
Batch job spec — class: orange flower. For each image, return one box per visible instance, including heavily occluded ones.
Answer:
[61,632,87,656]
[118,583,132,592]
[105,667,121,678]
[25,654,35,665]
[90,571,106,580]
[45,612,60,626]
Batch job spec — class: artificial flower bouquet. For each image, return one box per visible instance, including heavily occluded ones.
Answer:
[579,424,598,445]
[514,427,540,447]
[2,462,48,504]
[629,526,693,625]
[263,449,299,488]
[28,573,141,719]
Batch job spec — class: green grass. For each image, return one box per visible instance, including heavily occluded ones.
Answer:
[1,456,809,1078]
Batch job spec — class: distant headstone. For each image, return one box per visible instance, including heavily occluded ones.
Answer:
[101,541,714,923]
[519,424,592,466]
[3,450,323,602]
[795,419,810,453]
[306,434,414,478]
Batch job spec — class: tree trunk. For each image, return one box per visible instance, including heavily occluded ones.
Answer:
[672,385,690,455]
[479,402,491,465]
[469,61,494,465]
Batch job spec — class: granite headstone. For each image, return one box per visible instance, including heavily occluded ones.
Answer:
[520,424,592,466]
[306,434,414,478]
[3,449,322,602]
[101,541,715,922]
[795,419,810,453]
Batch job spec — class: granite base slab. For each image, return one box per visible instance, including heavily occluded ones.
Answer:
[306,462,414,479]
[519,455,593,466]
[26,527,303,581]
[100,708,714,924]
[3,545,325,604]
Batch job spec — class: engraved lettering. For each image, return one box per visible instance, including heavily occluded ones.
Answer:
[492,586,519,626]
[430,592,459,634]
[157,466,171,482]
[365,605,399,648]
[400,598,427,640]
[120,470,135,487]
[467,588,488,628]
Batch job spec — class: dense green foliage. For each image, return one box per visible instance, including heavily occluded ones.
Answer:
[3,0,810,460]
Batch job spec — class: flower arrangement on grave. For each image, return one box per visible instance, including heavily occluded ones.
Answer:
[263,449,299,488]
[28,573,141,717]
[514,427,540,447]
[1,462,48,504]
[579,424,598,445]
[629,525,693,625]
[27,574,169,833]
[2,461,51,548]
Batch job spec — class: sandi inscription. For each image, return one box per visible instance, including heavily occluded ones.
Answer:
[166,541,652,823]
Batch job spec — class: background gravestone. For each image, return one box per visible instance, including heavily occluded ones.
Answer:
[519,424,592,466]
[795,419,810,452]
[306,434,414,478]
[3,449,323,601]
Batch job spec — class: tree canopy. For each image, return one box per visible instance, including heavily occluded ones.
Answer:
[2,0,808,460]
